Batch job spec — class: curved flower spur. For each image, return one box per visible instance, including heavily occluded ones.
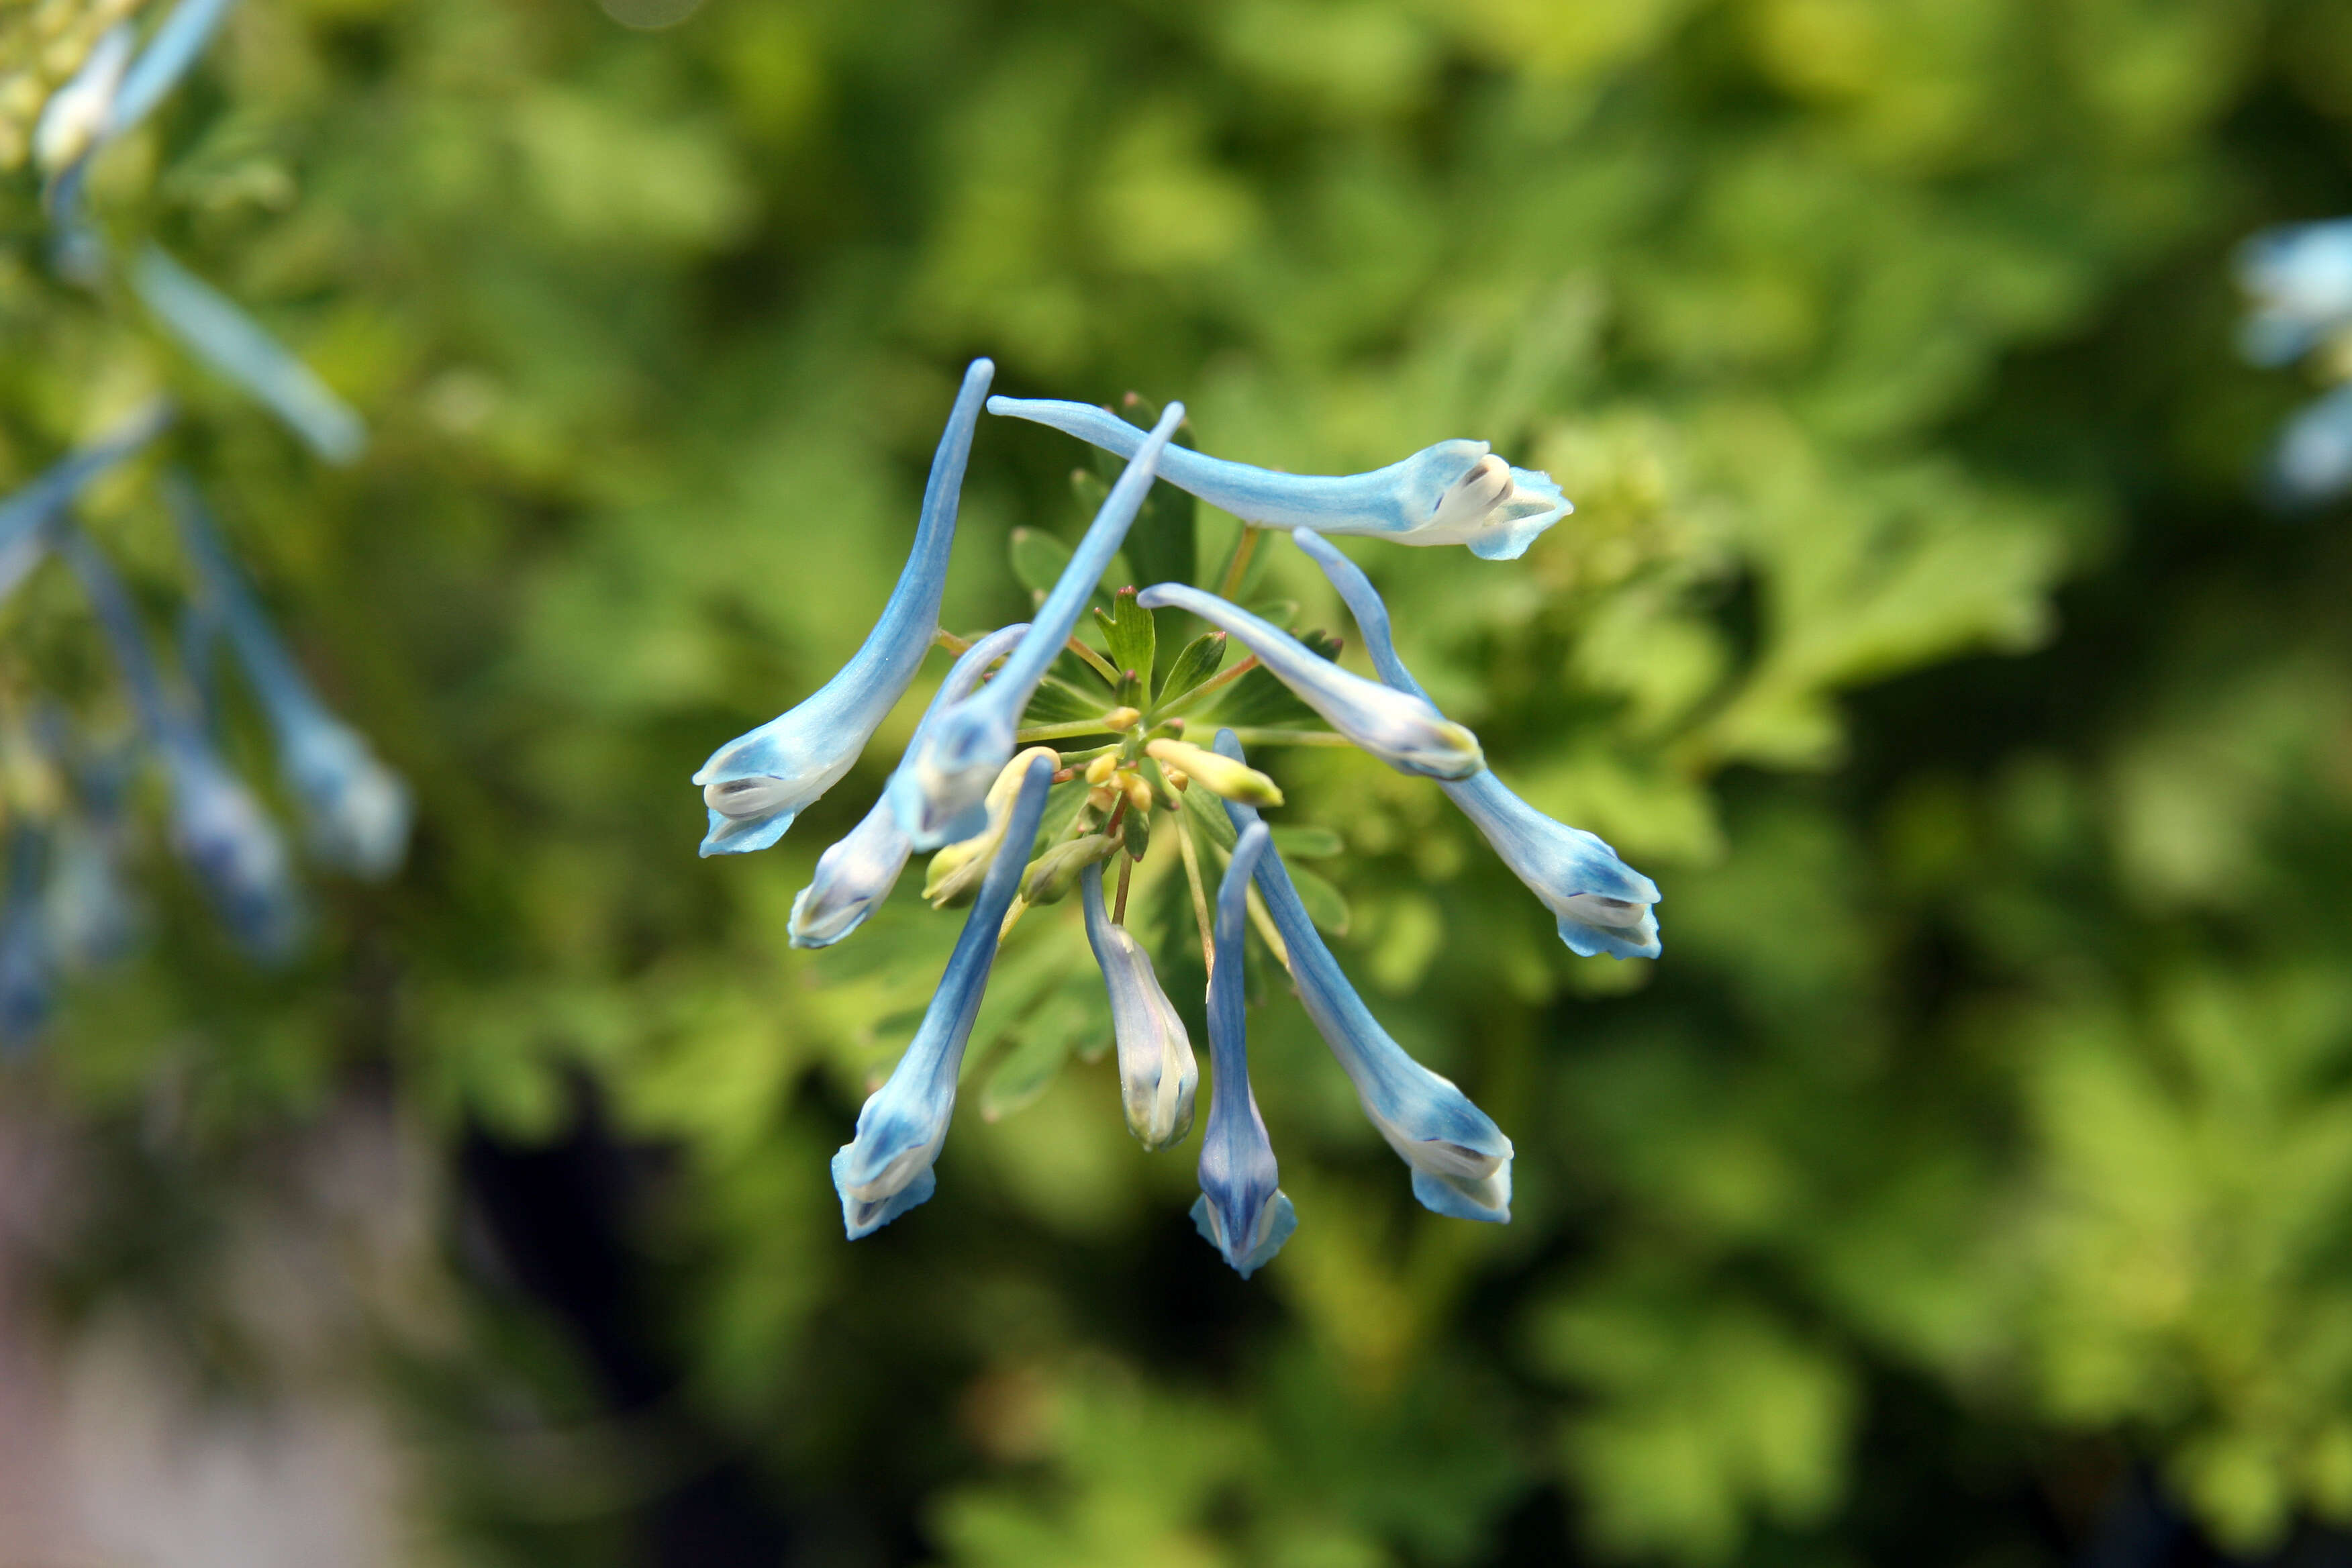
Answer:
[703,366,1660,1272]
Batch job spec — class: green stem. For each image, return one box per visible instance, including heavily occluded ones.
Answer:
[1146,654,1259,722]
[1216,524,1261,601]
[1065,636,1120,685]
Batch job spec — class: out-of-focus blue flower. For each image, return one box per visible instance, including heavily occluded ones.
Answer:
[132,247,366,465]
[32,23,133,175]
[1191,821,1297,1277]
[0,402,173,603]
[789,622,1030,948]
[697,359,997,856]
[1290,528,1659,957]
[831,752,1055,1238]
[102,0,239,146]
[988,396,1569,560]
[891,402,1183,848]
[0,826,55,1052]
[2237,219,2352,368]
[167,475,411,879]
[2265,381,2352,509]
[1134,581,1484,780]
[1080,861,1197,1150]
[59,527,304,961]
[1216,730,1515,1219]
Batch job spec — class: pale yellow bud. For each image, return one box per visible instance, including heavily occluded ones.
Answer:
[1144,739,1283,807]
[1102,706,1142,730]
[1085,754,1118,785]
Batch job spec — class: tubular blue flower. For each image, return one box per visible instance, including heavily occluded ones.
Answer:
[32,23,133,175]
[789,622,1030,948]
[2235,219,2352,367]
[1215,730,1514,1221]
[0,827,54,1053]
[1133,581,1483,780]
[1081,861,1197,1150]
[987,396,1569,560]
[696,359,995,856]
[167,475,411,878]
[59,527,304,961]
[0,402,173,605]
[891,401,1183,848]
[132,246,366,466]
[1290,528,1659,957]
[2266,381,2352,509]
[830,752,1055,1238]
[1191,822,1297,1276]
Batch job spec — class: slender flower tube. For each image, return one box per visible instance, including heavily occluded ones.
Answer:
[58,528,304,961]
[1191,822,1297,1276]
[831,752,1055,1238]
[891,401,1183,848]
[1081,863,1198,1150]
[697,359,995,856]
[132,246,366,467]
[101,0,240,146]
[167,475,411,878]
[32,24,132,175]
[1291,528,1659,957]
[1215,730,1514,1220]
[789,623,1029,948]
[923,745,1061,909]
[1134,582,1483,780]
[0,827,53,1053]
[2236,219,2352,367]
[988,396,1569,560]
[0,402,173,605]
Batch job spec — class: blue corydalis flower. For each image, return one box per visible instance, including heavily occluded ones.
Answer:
[697,359,996,857]
[1191,822,1297,1277]
[168,475,411,878]
[1216,730,1515,1220]
[0,827,54,1052]
[0,402,173,603]
[891,401,1183,848]
[789,622,1029,948]
[988,396,1569,561]
[831,752,1055,1238]
[1080,861,1197,1150]
[60,528,304,961]
[2236,219,2352,368]
[1134,581,1484,780]
[1291,528,1659,957]
[2265,381,2352,509]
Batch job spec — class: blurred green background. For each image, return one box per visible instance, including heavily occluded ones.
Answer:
[7,0,2352,1563]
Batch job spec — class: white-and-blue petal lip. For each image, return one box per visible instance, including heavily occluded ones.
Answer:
[696,358,995,856]
[2267,381,2352,509]
[789,623,1029,948]
[1290,528,1661,958]
[830,752,1055,1239]
[1191,822,1297,1277]
[1081,862,1197,1150]
[2236,219,2352,367]
[1134,581,1483,780]
[891,401,1184,848]
[988,396,1569,560]
[1214,730,1514,1221]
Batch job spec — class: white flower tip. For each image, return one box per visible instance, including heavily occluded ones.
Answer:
[704,774,798,820]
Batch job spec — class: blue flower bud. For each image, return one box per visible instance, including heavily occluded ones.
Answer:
[830,752,1055,1238]
[1081,863,1197,1150]
[1191,822,1297,1276]
[1290,528,1660,958]
[697,359,995,856]
[988,396,1569,560]
[1134,581,1483,779]
[892,401,1183,848]
[789,623,1029,948]
[1214,730,1514,1221]
[2267,381,2352,509]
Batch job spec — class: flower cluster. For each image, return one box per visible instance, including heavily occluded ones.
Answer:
[695,359,1661,1276]
[0,0,405,1050]
[2237,218,2352,506]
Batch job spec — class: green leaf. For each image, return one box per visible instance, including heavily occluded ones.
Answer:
[1197,627,1344,728]
[1021,675,1108,726]
[1009,526,1073,600]
[1286,865,1351,936]
[979,1009,1077,1121]
[1181,779,1237,852]
[1157,630,1228,707]
[1271,825,1344,859]
[1095,585,1156,692]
